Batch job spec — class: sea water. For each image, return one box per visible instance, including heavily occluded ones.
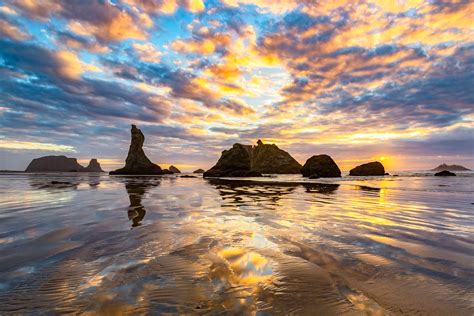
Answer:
[0,172,472,314]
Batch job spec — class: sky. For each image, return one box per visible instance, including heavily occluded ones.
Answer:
[0,0,473,172]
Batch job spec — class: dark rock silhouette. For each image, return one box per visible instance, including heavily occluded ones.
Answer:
[435,170,456,176]
[162,169,173,174]
[431,164,470,171]
[25,155,85,172]
[110,125,163,175]
[251,140,302,174]
[301,155,341,178]
[204,143,260,177]
[193,169,205,173]
[349,161,385,176]
[204,140,301,177]
[84,159,104,172]
[169,165,181,173]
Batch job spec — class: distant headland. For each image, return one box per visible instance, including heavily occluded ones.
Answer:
[25,156,104,172]
[431,164,470,171]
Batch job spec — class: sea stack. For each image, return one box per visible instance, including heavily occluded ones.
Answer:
[193,169,205,174]
[203,140,301,177]
[110,125,163,175]
[169,165,181,173]
[349,161,385,176]
[84,159,104,172]
[435,170,456,176]
[204,143,260,177]
[25,155,85,172]
[251,140,302,174]
[301,155,341,178]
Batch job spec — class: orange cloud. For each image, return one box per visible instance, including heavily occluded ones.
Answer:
[56,50,99,80]
[183,0,205,13]
[221,0,298,14]
[0,20,29,40]
[8,0,61,20]
[133,43,161,63]
[68,11,147,42]
[0,5,17,15]
[123,0,205,14]
[172,38,216,54]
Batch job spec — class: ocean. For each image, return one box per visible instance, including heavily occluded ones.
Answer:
[0,172,472,314]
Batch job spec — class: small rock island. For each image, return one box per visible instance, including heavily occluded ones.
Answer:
[169,165,181,173]
[84,159,104,172]
[301,155,341,178]
[349,161,385,176]
[435,170,457,176]
[110,125,164,175]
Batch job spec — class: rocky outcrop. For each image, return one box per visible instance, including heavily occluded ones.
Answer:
[204,143,258,177]
[162,169,173,174]
[301,155,341,178]
[251,140,302,174]
[203,140,302,177]
[169,165,181,173]
[84,159,104,172]
[435,170,456,176]
[25,155,85,172]
[110,125,163,175]
[349,161,385,176]
[193,169,205,174]
[431,164,470,171]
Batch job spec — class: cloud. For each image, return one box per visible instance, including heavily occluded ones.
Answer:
[104,60,256,116]
[220,0,299,14]
[172,38,217,55]
[55,31,110,53]
[0,40,174,140]
[9,0,150,42]
[0,139,76,152]
[66,12,147,42]
[0,19,29,40]
[132,43,161,63]
[0,39,99,81]
[123,0,205,15]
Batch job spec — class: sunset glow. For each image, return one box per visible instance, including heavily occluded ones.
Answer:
[0,0,472,171]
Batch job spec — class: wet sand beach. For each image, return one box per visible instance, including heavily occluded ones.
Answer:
[0,173,472,314]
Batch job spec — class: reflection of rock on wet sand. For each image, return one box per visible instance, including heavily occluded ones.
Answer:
[28,175,102,191]
[206,179,340,210]
[302,183,339,194]
[206,179,297,210]
[123,177,160,228]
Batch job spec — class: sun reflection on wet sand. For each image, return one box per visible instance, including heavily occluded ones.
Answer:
[0,174,472,314]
